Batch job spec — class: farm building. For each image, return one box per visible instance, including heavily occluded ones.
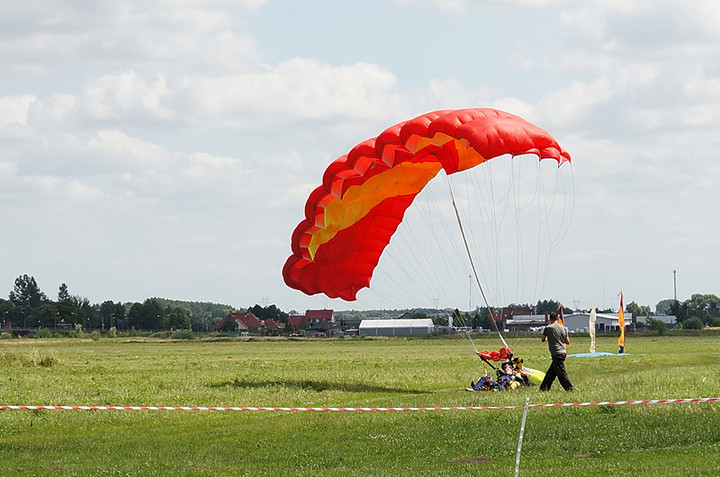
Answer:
[505,314,549,332]
[215,311,264,332]
[264,319,285,335]
[636,314,677,328]
[505,311,662,333]
[563,312,632,333]
[289,309,334,327]
[359,319,434,336]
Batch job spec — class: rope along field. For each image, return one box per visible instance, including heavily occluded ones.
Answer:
[3,397,719,411]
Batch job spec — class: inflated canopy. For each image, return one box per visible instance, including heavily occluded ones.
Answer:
[283,108,571,301]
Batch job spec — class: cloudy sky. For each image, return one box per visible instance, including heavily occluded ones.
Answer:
[1,0,718,313]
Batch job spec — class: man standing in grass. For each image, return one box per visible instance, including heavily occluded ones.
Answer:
[540,311,574,391]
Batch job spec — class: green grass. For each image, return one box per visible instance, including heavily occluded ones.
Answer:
[1,334,719,476]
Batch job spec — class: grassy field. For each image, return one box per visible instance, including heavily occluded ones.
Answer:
[1,333,719,476]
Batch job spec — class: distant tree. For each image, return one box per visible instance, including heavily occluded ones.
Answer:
[9,275,48,327]
[166,306,191,330]
[9,274,47,308]
[39,303,59,328]
[655,299,675,315]
[127,303,145,329]
[536,299,562,315]
[646,317,668,335]
[451,308,462,326]
[99,301,125,330]
[432,315,449,326]
[682,316,704,330]
[58,283,70,301]
[626,301,642,318]
[149,297,236,330]
[249,304,289,324]
[217,318,238,332]
[0,299,14,325]
[669,300,688,323]
[626,301,650,323]
[82,298,100,329]
[684,294,720,324]
[476,307,496,330]
[68,296,98,329]
[57,298,78,325]
[141,299,165,330]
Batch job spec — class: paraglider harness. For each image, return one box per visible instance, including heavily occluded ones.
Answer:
[468,349,531,392]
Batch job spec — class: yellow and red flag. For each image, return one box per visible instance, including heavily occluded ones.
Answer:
[557,304,565,325]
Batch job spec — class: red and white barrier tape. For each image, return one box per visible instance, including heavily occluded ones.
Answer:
[0,405,518,411]
[528,397,720,408]
[1,397,719,412]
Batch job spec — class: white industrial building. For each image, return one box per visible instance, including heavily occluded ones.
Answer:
[636,314,677,328]
[505,312,660,333]
[563,312,629,333]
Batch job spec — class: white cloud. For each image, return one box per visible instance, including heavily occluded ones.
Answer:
[40,94,78,122]
[393,0,573,11]
[568,249,614,262]
[0,95,37,128]
[0,161,17,176]
[177,59,401,130]
[82,71,173,120]
[84,130,169,170]
[0,0,267,75]
[64,180,105,202]
[683,70,720,102]
[536,78,619,128]
[193,152,243,169]
[271,182,318,209]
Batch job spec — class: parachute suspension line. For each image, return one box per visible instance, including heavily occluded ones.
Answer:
[511,159,526,302]
[530,160,576,301]
[528,159,545,301]
[533,159,552,300]
[546,162,575,250]
[365,170,468,308]
[456,317,479,356]
[447,180,509,350]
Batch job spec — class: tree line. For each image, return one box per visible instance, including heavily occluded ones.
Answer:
[3,274,718,333]
[0,274,286,332]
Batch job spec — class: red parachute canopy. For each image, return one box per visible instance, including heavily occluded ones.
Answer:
[283,108,571,301]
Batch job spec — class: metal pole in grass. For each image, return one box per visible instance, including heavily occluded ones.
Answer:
[514,397,530,477]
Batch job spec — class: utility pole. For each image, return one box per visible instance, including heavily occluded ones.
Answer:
[468,274,472,313]
[673,270,677,301]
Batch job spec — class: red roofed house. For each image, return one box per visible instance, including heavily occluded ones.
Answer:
[305,309,334,323]
[288,309,334,328]
[215,311,264,332]
[500,305,534,321]
[264,319,285,336]
[289,314,306,327]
